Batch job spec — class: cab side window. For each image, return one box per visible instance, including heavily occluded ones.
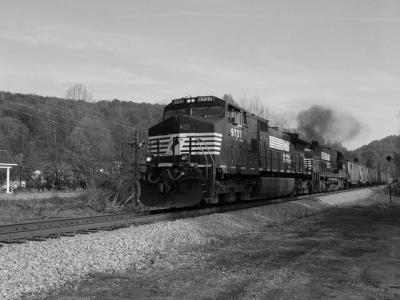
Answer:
[228,105,243,126]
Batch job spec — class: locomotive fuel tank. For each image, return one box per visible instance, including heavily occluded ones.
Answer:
[256,177,295,198]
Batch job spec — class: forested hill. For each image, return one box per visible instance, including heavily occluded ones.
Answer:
[349,135,400,172]
[0,91,164,178]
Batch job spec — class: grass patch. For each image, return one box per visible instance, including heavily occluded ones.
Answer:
[0,192,103,225]
[86,188,126,213]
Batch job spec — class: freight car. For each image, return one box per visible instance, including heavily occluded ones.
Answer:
[140,96,388,207]
[346,161,361,187]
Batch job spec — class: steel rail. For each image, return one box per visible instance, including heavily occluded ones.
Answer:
[0,187,375,243]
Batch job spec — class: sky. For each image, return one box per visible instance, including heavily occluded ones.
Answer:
[1,0,399,149]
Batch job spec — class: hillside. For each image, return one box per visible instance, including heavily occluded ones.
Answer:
[0,91,164,186]
[349,135,400,174]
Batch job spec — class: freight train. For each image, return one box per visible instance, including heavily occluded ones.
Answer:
[140,96,389,207]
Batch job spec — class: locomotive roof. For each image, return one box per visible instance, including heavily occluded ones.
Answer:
[166,96,225,108]
[167,95,270,122]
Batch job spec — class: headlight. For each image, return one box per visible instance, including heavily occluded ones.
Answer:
[181,154,188,161]
[146,156,153,162]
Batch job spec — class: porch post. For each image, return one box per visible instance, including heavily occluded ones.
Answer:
[6,167,11,194]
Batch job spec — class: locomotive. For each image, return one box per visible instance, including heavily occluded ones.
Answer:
[140,96,386,208]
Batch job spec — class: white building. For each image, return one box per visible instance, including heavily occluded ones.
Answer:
[0,150,18,194]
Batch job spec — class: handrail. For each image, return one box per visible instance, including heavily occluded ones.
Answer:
[196,137,216,199]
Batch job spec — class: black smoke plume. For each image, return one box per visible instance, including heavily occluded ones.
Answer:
[297,105,362,149]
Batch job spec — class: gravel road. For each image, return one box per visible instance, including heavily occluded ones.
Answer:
[0,188,385,299]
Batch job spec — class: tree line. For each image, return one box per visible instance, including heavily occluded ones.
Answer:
[0,90,164,190]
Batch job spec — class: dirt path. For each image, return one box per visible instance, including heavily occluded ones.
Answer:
[46,194,400,299]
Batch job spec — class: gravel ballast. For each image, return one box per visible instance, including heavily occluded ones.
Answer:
[0,188,378,299]
[316,188,374,206]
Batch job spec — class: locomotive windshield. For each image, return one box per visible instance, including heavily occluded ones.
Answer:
[164,107,189,119]
[191,105,224,118]
[164,105,224,119]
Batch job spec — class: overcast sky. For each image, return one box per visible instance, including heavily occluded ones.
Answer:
[1,0,399,149]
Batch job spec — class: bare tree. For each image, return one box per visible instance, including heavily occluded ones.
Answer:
[239,97,289,129]
[223,94,240,105]
[239,96,271,120]
[222,94,289,129]
[65,83,94,102]
[239,96,289,129]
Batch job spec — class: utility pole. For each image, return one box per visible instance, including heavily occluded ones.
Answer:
[128,129,141,207]
[51,98,58,187]
[135,130,143,207]
[19,165,22,188]
[386,156,393,204]
[134,130,139,174]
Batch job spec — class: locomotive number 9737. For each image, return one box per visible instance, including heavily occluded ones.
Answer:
[230,128,242,139]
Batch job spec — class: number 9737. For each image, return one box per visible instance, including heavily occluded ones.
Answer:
[230,128,242,138]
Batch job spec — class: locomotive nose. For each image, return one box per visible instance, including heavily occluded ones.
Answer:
[142,115,219,208]
[147,115,219,163]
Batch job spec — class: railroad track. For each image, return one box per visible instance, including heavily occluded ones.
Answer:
[0,187,374,244]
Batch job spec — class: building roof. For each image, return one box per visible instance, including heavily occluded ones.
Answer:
[0,150,17,166]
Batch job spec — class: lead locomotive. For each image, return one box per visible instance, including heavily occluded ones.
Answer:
[140,96,385,207]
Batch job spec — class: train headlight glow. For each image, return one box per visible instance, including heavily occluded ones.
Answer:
[146,156,153,163]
